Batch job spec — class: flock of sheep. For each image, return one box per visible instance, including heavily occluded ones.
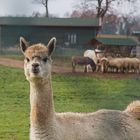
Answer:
[100,57,140,73]
[72,49,140,73]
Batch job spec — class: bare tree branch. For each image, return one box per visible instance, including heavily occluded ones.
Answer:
[74,0,136,21]
[33,0,49,17]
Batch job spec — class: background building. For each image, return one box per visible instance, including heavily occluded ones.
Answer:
[0,17,101,55]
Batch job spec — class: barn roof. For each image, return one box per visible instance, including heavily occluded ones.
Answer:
[93,34,140,46]
[0,17,100,27]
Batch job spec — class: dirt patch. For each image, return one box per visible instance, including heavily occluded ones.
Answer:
[0,57,23,68]
[0,57,140,79]
[0,57,70,74]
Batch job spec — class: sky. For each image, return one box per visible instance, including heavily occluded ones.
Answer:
[0,0,139,17]
[112,0,140,17]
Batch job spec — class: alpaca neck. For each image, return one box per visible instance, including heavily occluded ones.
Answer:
[30,75,55,128]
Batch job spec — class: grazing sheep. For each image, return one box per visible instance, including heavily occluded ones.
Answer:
[123,57,130,73]
[100,57,140,73]
[100,57,124,73]
[121,57,140,73]
[128,58,140,73]
[100,57,109,73]
[72,56,96,72]
[109,58,124,72]
[84,50,98,64]
[84,50,103,72]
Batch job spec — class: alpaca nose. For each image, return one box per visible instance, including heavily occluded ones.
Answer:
[32,63,39,74]
[32,63,39,68]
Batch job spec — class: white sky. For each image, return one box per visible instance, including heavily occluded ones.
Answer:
[0,0,75,17]
[0,0,139,17]
[112,0,140,17]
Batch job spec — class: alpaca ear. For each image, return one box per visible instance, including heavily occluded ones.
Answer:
[20,37,28,54]
[47,37,56,56]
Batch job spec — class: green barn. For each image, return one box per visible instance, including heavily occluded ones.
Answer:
[0,17,101,55]
[91,34,140,57]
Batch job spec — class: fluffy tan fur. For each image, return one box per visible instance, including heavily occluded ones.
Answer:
[125,101,140,119]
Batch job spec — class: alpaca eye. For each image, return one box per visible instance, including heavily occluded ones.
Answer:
[43,57,48,63]
[26,57,30,62]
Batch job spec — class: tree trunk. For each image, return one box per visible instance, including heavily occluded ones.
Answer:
[45,0,49,17]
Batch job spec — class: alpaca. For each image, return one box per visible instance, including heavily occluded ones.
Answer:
[20,37,140,140]
[71,56,96,72]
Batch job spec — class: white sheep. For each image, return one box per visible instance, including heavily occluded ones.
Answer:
[101,57,140,73]
[100,57,124,73]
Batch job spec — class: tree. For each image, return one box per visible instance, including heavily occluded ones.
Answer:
[33,0,49,17]
[95,0,115,18]
[100,13,139,35]
[73,0,93,17]
[72,0,138,35]
[73,0,136,21]
[74,0,115,20]
[32,11,42,17]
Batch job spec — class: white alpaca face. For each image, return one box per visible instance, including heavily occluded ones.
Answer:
[20,37,56,81]
[24,53,52,80]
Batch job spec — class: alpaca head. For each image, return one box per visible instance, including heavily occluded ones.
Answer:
[20,37,56,81]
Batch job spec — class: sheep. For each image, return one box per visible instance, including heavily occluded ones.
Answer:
[109,58,124,73]
[100,57,109,73]
[127,58,140,73]
[123,57,130,73]
[121,57,140,73]
[100,57,124,73]
[84,50,98,64]
[83,50,104,72]
[71,56,96,72]
[100,57,140,73]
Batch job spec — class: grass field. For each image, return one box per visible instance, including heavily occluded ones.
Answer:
[0,65,140,139]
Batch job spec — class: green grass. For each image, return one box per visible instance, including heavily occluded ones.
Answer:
[53,74,140,112]
[0,55,24,60]
[0,65,140,139]
[0,65,29,140]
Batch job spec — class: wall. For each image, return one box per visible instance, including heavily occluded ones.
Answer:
[0,25,97,55]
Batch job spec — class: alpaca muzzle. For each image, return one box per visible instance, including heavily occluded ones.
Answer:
[32,63,40,74]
